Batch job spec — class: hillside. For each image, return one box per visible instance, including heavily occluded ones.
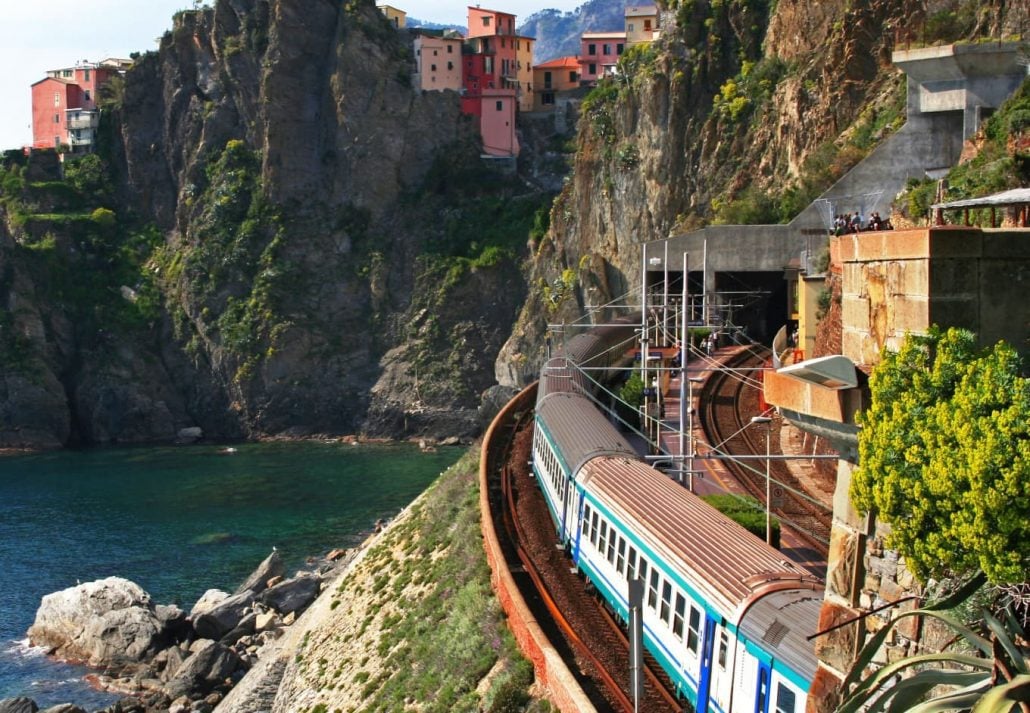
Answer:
[519,0,627,63]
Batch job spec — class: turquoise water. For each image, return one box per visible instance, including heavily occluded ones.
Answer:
[0,441,461,708]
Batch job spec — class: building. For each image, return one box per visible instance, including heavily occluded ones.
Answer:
[625,5,659,44]
[30,59,127,152]
[413,32,463,92]
[377,4,406,28]
[579,32,626,85]
[461,6,532,157]
[532,56,580,111]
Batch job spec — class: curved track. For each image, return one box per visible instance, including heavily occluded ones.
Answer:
[699,347,831,556]
[487,405,681,712]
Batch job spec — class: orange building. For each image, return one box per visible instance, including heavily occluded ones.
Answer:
[30,59,127,152]
[533,56,580,111]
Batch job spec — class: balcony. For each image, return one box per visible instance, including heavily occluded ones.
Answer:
[66,112,99,130]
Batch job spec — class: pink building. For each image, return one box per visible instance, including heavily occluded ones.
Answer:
[414,33,464,92]
[479,89,519,157]
[30,60,125,151]
[579,32,626,85]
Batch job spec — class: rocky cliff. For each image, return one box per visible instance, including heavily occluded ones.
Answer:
[496,0,1029,385]
[0,0,545,448]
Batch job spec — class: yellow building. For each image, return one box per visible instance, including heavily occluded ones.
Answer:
[625,5,659,44]
[532,56,580,111]
[377,4,406,29]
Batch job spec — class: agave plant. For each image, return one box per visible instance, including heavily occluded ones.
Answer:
[837,574,1030,713]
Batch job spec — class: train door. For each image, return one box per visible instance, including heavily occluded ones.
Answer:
[755,660,771,713]
[571,493,585,564]
[558,471,570,544]
[696,615,717,711]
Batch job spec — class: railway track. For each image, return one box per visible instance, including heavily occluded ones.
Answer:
[699,346,831,557]
[486,404,681,712]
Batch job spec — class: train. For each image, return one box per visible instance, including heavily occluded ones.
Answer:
[531,321,823,713]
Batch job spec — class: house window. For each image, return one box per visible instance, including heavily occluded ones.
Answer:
[482,16,491,27]
[543,71,552,88]
[603,44,611,55]
[501,38,506,48]
[775,684,797,713]
[54,114,60,123]
[431,64,436,72]
[447,61,453,70]
[628,23,635,32]
[447,44,453,53]
[54,92,61,106]
[83,69,90,81]
[617,43,625,54]
[84,90,91,102]
[62,69,72,78]
[587,43,596,55]
[569,71,577,82]
[588,63,597,75]
[495,100,503,111]
[644,19,652,31]
[433,49,438,56]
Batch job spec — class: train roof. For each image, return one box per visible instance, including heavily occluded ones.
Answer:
[737,586,823,682]
[536,355,593,406]
[535,393,639,475]
[578,456,822,626]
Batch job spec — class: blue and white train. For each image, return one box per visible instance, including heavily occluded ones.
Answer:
[531,325,823,713]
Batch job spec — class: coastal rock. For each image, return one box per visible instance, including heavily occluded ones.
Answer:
[177,427,203,443]
[40,705,87,713]
[233,551,284,596]
[259,573,319,616]
[219,612,256,647]
[0,698,38,713]
[27,577,167,667]
[164,643,241,700]
[192,591,255,640]
[189,590,229,619]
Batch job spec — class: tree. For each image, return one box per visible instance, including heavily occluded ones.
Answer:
[850,327,1030,584]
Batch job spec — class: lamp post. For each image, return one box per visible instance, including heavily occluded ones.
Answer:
[685,376,704,492]
[750,415,773,545]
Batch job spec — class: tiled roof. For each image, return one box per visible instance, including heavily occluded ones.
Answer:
[534,56,581,70]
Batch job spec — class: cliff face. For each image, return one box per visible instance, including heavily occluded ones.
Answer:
[496,0,1027,385]
[1,0,535,448]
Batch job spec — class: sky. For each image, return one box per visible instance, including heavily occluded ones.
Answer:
[0,0,584,151]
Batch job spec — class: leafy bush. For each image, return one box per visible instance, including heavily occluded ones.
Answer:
[851,327,1030,584]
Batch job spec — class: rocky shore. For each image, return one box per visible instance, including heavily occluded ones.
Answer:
[3,540,372,713]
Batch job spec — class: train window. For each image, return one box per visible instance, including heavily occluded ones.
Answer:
[775,684,796,713]
[606,529,616,563]
[647,569,659,609]
[672,593,686,639]
[687,606,701,653]
[627,547,637,579]
[660,580,673,623]
[717,630,729,669]
[599,520,608,551]
[591,511,599,545]
[637,558,647,586]
[616,537,626,574]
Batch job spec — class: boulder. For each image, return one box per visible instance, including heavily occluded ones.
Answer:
[254,610,278,632]
[192,591,255,640]
[189,589,229,619]
[233,551,284,596]
[218,612,256,646]
[164,643,241,700]
[0,698,38,713]
[259,572,320,616]
[40,705,87,713]
[176,427,203,443]
[27,578,167,667]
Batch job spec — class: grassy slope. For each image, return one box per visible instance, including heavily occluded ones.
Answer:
[278,447,551,713]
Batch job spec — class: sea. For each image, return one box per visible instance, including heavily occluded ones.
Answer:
[0,441,462,709]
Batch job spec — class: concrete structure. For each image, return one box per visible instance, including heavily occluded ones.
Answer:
[413,33,463,92]
[377,4,406,28]
[533,56,580,111]
[893,42,1027,141]
[625,5,659,44]
[579,32,626,85]
[31,60,125,151]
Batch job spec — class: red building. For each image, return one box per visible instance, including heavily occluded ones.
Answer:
[461,6,527,157]
[30,60,126,152]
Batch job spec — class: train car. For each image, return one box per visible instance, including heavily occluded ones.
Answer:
[537,322,638,406]
[568,454,822,712]
[532,391,638,545]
